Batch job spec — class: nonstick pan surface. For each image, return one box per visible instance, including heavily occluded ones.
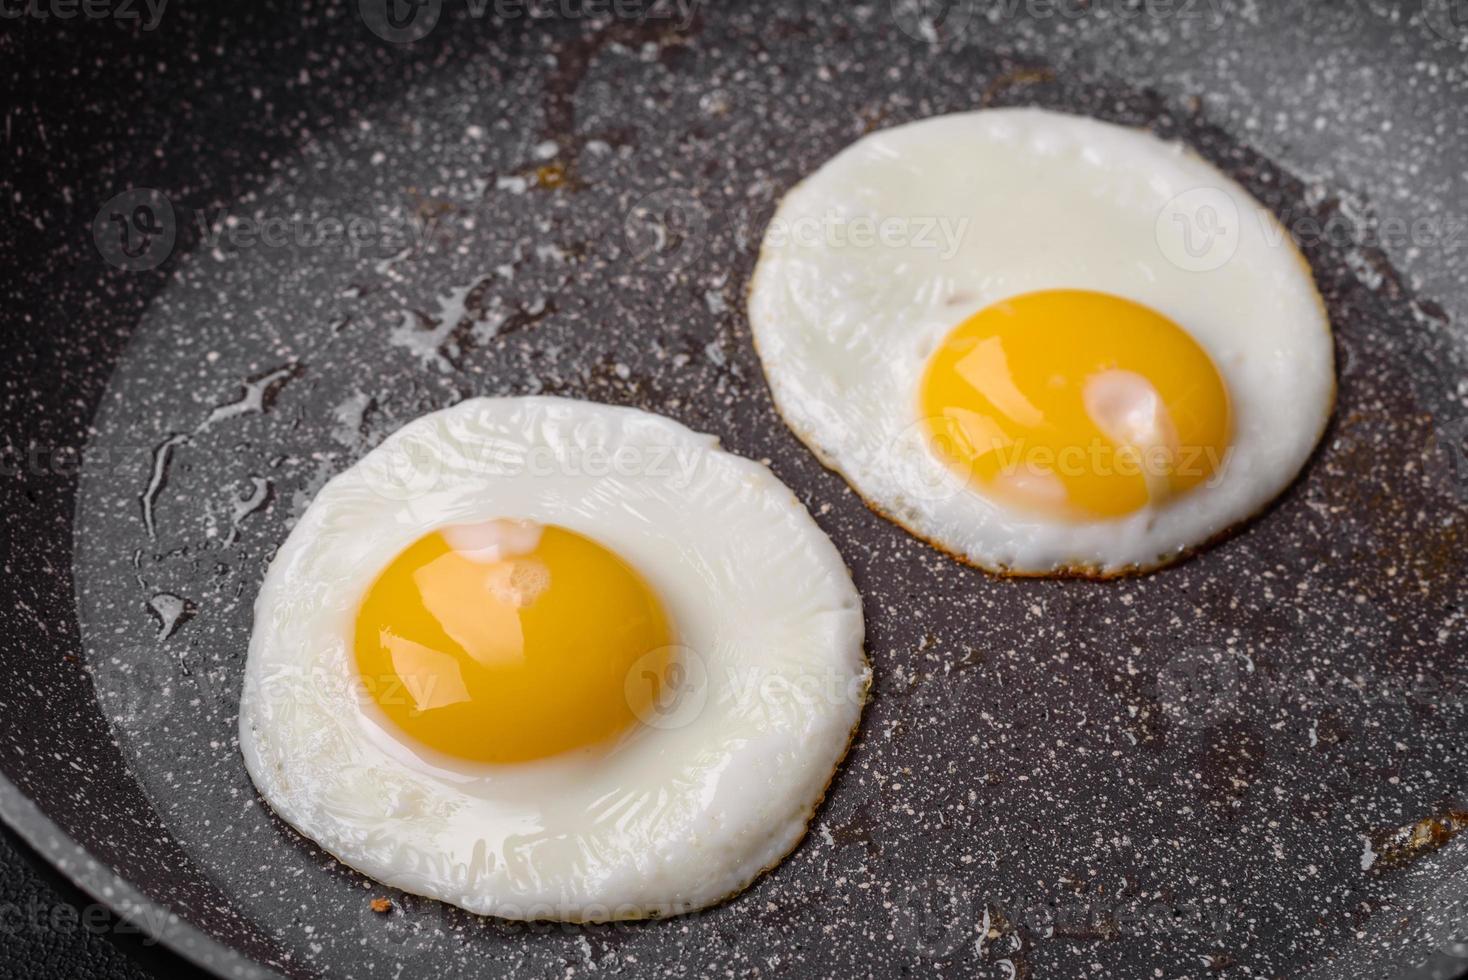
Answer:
[3,2,1467,978]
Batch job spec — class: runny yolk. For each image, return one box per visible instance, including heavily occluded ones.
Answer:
[917,289,1232,521]
[353,519,674,764]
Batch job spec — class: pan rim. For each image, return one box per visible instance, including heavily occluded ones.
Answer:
[0,774,282,980]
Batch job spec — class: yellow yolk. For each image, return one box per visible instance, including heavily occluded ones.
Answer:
[918,290,1231,521]
[354,520,674,764]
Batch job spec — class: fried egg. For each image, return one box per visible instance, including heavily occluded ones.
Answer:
[239,396,868,920]
[748,108,1335,575]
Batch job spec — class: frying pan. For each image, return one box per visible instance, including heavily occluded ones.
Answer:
[3,0,1467,977]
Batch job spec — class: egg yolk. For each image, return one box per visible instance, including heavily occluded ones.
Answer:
[353,520,674,764]
[917,290,1231,521]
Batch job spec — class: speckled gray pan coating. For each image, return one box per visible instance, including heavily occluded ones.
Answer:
[2,1,1468,978]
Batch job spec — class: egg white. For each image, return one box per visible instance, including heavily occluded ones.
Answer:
[239,396,868,920]
[747,108,1335,575]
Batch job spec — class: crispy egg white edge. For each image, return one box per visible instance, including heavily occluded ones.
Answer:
[239,396,869,920]
[747,107,1336,576]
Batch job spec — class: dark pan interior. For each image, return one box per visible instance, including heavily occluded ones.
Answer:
[3,2,1468,977]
